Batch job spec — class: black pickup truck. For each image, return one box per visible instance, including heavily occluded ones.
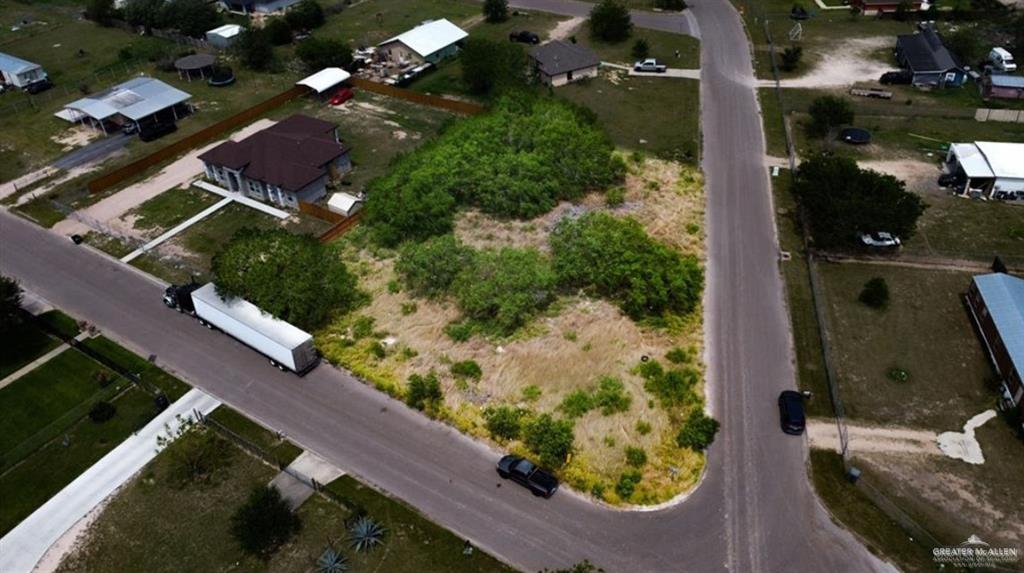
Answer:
[496,455,559,498]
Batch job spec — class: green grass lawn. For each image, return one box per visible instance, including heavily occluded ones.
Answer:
[207,406,303,466]
[126,187,221,238]
[0,385,158,536]
[317,0,479,48]
[0,349,117,456]
[80,336,192,400]
[809,451,936,572]
[902,193,1024,267]
[0,320,61,379]
[559,75,700,160]
[55,426,513,573]
[37,309,81,339]
[577,28,700,69]
[818,263,995,431]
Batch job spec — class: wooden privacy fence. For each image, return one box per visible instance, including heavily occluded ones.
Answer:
[319,211,362,243]
[349,77,483,115]
[88,85,310,194]
[298,200,344,224]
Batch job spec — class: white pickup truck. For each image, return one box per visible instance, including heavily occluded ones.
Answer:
[633,58,667,73]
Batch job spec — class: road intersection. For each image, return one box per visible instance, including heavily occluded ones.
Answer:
[0,1,896,571]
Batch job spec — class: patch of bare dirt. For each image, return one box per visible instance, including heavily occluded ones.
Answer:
[860,159,942,196]
[808,419,941,455]
[549,16,584,41]
[51,126,101,152]
[772,36,895,88]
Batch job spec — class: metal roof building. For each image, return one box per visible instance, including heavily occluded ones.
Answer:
[297,68,351,94]
[55,76,192,133]
[967,273,1024,408]
[945,141,1024,200]
[378,19,468,64]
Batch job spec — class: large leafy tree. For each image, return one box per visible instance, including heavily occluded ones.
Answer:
[162,0,222,38]
[85,0,116,26]
[365,96,623,246]
[807,95,854,138]
[211,228,358,330]
[296,37,353,71]
[235,28,275,71]
[793,154,927,249]
[589,0,633,42]
[460,37,527,95]
[550,212,703,320]
[285,0,325,30]
[123,0,166,34]
[482,0,509,22]
[0,275,24,335]
[230,486,301,557]
[264,17,293,46]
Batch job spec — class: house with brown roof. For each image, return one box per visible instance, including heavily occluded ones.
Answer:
[199,114,351,209]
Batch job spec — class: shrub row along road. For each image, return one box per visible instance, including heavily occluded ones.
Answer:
[0,1,893,571]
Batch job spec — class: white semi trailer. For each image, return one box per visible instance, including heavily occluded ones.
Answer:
[163,282,319,375]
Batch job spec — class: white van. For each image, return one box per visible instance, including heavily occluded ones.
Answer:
[988,48,1017,73]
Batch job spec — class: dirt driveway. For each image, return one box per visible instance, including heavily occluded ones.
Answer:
[53,119,276,237]
[758,36,895,88]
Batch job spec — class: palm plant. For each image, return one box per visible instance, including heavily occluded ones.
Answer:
[348,516,386,552]
[315,546,349,573]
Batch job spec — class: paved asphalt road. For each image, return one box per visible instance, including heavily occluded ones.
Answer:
[0,1,897,571]
[51,133,129,171]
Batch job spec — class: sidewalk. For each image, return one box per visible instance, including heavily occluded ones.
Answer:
[269,451,346,510]
[121,197,233,263]
[0,389,221,573]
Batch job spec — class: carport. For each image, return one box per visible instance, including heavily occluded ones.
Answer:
[297,67,351,95]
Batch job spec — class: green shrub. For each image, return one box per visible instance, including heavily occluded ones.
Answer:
[624,446,647,468]
[665,346,691,364]
[605,187,626,207]
[559,390,596,418]
[522,385,542,402]
[887,367,910,383]
[551,213,703,320]
[635,420,652,435]
[406,372,443,412]
[351,316,375,339]
[230,486,301,557]
[859,277,890,309]
[461,37,528,94]
[645,367,699,407]
[395,234,474,298]
[636,358,664,381]
[483,405,526,440]
[365,96,622,246]
[386,279,401,294]
[450,360,483,381]
[400,302,417,315]
[88,401,116,423]
[593,376,631,415]
[452,248,557,335]
[444,321,473,342]
[676,411,720,451]
[522,413,575,468]
[368,341,386,360]
[615,469,642,500]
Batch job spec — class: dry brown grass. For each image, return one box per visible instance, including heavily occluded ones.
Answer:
[318,159,707,505]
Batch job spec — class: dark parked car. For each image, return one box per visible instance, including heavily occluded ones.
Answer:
[496,455,559,498]
[938,172,963,188]
[509,31,541,44]
[879,70,912,85]
[138,121,177,142]
[25,78,53,94]
[778,390,806,435]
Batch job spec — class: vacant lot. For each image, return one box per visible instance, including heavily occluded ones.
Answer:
[56,424,512,573]
[317,0,478,48]
[320,160,707,504]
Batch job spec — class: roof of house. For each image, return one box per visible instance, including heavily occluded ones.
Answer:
[378,19,468,58]
[61,76,190,122]
[988,74,1024,88]
[206,24,242,38]
[529,40,600,76]
[973,273,1024,376]
[896,25,960,73]
[0,51,41,74]
[952,141,1024,179]
[198,114,348,193]
[297,67,351,93]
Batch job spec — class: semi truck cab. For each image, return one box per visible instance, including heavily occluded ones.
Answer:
[163,283,200,314]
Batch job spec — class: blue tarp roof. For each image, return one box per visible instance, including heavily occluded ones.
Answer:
[974,273,1024,375]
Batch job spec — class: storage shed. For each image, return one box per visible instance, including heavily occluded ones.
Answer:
[981,74,1024,100]
[206,24,242,49]
[328,192,363,217]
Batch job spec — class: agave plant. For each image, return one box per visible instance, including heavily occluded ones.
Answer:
[348,515,386,552]
[315,547,349,573]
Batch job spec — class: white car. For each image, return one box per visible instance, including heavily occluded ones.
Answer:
[859,232,901,248]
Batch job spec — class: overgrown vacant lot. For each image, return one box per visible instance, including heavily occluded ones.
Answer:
[818,263,993,430]
[319,158,708,504]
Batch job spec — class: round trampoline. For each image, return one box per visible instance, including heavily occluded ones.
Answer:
[840,127,871,145]
[208,65,236,87]
[174,53,216,82]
